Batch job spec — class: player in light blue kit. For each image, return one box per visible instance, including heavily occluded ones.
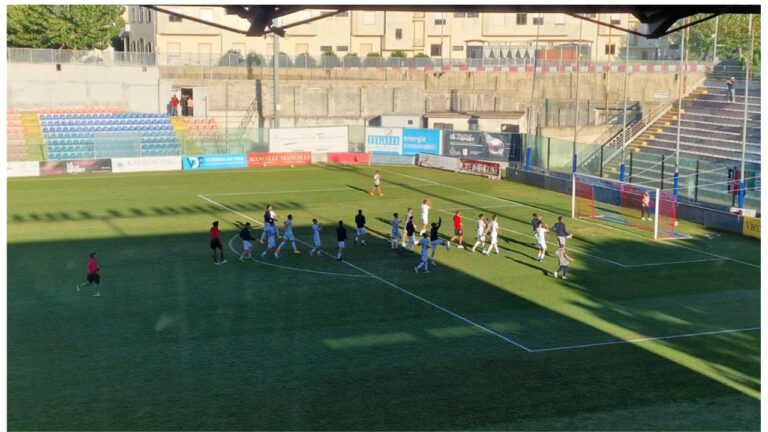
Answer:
[414,233,431,273]
[390,212,402,249]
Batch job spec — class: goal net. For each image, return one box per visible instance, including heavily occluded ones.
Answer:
[572,173,683,240]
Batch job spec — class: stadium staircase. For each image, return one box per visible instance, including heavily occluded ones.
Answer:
[39,107,183,160]
[600,63,761,209]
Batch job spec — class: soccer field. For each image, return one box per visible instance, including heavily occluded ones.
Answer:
[7,164,761,430]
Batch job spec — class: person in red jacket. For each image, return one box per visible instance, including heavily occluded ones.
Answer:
[76,252,102,296]
[210,220,227,265]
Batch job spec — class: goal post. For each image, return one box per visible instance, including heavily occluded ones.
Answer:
[572,173,684,240]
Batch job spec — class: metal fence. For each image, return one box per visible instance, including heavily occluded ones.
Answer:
[7,47,711,70]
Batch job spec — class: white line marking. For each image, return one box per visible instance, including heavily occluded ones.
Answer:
[204,183,438,197]
[384,168,760,269]
[226,235,372,278]
[436,208,627,268]
[529,326,761,353]
[623,258,724,268]
[200,193,533,351]
[438,204,523,212]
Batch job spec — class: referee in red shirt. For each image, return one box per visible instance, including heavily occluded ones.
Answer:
[210,221,227,265]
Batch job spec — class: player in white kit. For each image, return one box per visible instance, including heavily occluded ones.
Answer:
[535,223,550,262]
[420,199,431,235]
[482,215,501,255]
[402,207,414,247]
[471,214,487,252]
[259,219,280,260]
[275,214,301,257]
[309,218,323,256]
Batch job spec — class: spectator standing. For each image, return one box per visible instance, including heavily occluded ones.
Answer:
[187,96,194,117]
[180,95,189,117]
[726,77,736,102]
[170,95,179,116]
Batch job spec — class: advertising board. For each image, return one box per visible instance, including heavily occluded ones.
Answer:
[247,152,312,167]
[182,154,247,170]
[365,127,403,154]
[112,156,180,173]
[269,127,349,153]
[7,161,40,177]
[458,158,502,179]
[443,131,521,161]
[39,159,112,176]
[402,128,441,155]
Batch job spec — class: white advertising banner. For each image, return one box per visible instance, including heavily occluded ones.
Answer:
[269,127,349,153]
[365,127,403,154]
[417,153,458,172]
[112,156,181,173]
[7,161,40,177]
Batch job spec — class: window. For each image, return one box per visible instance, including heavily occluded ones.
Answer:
[452,45,464,51]
[395,28,403,39]
[434,13,446,25]
[130,8,135,23]
[467,12,479,18]
[146,42,152,53]
[145,8,151,23]
[336,45,349,52]
[494,14,505,25]
[169,9,182,22]
[605,44,616,55]
[516,14,527,25]
[532,14,543,25]
[555,14,566,25]
[641,51,648,60]
[582,13,597,19]
[610,15,621,25]
[363,11,375,25]
[137,8,143,23]
[431,44,443,57]
[200,8,214,23]
[336,11,348,17]
[320,46,332,52]
[434,122,454,130]
[453,12,466,18]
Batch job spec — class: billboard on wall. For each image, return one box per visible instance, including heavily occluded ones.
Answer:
[402,128,441,155]
[269,127,349,153]
[7,161,40,177]
[112,156,180,173]
[417,153,459,171]
[247,152,312,167]
[182,154,247,170]
[365,127,403,154]
[443,131,522,162]
[39,159,112,176]
[458,158,502,179]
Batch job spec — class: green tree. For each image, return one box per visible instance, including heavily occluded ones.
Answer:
[670,13,760,65]
[8,5,125,50]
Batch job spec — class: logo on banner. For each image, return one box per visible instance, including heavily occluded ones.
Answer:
[186,157,201,169]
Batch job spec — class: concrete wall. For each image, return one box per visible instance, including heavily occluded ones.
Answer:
[7,63,704,130]
[7,63,160,113]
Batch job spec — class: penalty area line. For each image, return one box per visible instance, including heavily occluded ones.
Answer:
[528,326,761,353]
[200,193,533,352]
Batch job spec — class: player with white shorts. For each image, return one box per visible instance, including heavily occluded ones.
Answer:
[390,212,402,249]
[536,224,549,262]
[260,220,280,260]
[420,199,431,234]
[471,214,487,252]
[483,215,500,255]
[414,233,431,274]
[275,214,301,257]
[310,218,323,256]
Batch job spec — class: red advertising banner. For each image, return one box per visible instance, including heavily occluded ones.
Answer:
[247,152,311,168]
[458,158,501,179]
[326,152,370,164]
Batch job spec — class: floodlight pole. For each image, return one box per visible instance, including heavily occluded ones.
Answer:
[572,18,583,174]
[273,19,280,129]
[673,18,686,202]
[525,18,542,171]
[620,13,630,182]
[712,16,719,64]
[739,14,753,209]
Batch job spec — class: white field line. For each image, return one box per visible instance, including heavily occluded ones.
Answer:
[226,235,372,278]
[623,258,724,268]
[200,193,533,351]
[6,167,318,182]
[529,326,761,353]
[384,168,760,269]
[205,182,438,197]
[438,204,523,212]
[436,209,628,268]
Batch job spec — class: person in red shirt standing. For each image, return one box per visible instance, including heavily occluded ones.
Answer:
[76,252,102,296]
[210,220,227,265]
[449,210,465,249]
[640,191,653,222]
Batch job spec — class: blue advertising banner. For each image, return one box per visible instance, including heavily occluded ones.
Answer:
[182,154,247,170]
[402,128,441,155]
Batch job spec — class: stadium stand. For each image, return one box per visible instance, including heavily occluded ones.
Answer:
[7,109,29,161]
[39,108,183,160]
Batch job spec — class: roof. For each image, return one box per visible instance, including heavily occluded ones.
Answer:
[426,111,525,119]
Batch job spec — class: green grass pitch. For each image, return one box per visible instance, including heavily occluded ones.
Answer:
[7,164,760,430]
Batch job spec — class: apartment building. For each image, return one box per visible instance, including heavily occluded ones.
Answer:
[122,7,667,62]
